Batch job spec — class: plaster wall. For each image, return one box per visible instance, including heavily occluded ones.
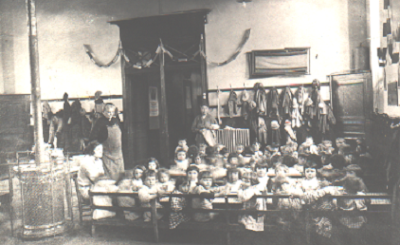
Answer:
[0,0,367,106]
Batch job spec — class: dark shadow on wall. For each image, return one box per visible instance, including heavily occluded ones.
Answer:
[347,0,369,72]
[0,2,16,94]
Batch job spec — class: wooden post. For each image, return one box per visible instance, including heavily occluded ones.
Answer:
[27,0,45,165]
[159,40,170,162]
[150,198,159,242]
[200,34,208,100]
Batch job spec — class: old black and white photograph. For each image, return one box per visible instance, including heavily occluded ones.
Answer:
[0,0,399,244]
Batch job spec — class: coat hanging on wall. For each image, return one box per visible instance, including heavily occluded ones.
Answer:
[253,83,268,116]
[310,80,322,120]
[318,101,336,136]
[271,120,281,147]
[241,89,250,120]
[292,98,303,128]
[258,117,268,145]
[281,86,293,119]
[296,86,306,115]
[227,90,239,118]
[269,87,281,123]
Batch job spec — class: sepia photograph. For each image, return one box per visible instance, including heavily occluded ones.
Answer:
[0,0,398,244]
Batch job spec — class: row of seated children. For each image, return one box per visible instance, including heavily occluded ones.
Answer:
[171,136,371,176]
[112,147,369,245]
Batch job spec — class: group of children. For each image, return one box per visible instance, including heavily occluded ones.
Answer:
[101,136,372,244]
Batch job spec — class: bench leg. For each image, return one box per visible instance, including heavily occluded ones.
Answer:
[226,231,231,245]
[91,224,96,237]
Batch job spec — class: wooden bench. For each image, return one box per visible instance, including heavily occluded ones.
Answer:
[88,191,394,245]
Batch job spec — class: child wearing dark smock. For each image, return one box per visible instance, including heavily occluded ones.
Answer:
[336,164,368,245]
[169,166,200,229]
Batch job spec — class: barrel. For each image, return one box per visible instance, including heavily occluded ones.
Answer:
[19,166,67,239]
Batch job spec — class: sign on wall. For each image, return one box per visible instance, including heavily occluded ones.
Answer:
[149,86,160,129]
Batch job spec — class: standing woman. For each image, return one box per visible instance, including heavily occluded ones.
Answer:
[191,103,219,147]
[89,103,124,181]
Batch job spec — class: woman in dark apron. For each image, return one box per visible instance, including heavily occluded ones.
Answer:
[88,103,124,181]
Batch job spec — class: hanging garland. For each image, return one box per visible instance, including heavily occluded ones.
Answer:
[200,28,251,67]
[84,42,125,68]
[84,28,251,69]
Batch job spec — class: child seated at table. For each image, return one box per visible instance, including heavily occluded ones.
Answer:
[295,160,341,243]
[157,168,175,194]
[173,149,189,171]
[215,147,229,168]
[237,170,267,232]
[138,170,163,222]
[147,157,160,172]
[269,163,290,192]
[199,143,207,157]
[319,154,346,184]
[225,153,240,169]
[252,142,263,157]
[224,168,242,193]
[187,145,199,163]
[254,163,269,192]
[193,171,224,222]
[270,154,283,169]
[273,176,302,228]
[293,150,308,174]
[175,138,189,153]
[132,165,146,191]
[169,166,200,229]
[190,154,207,171]
[236,144,245,157]
[336,171,368,245]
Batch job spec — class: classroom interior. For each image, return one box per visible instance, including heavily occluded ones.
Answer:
[0,0,400,244]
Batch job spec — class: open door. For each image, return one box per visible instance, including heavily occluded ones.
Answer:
[113,9,210,168]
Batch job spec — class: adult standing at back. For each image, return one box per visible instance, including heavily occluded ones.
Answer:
[191,103,219,147]
[88,103,124,181]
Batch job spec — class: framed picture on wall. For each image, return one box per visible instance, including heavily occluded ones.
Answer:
[249,47,310,78]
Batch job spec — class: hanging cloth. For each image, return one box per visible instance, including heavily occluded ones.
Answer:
[318,102,336,134]
[281,87,293,117]
[253,83,268,116]
[271,120,281,147]
[258,117,268,145]
[292,98,303,128]
[310,81,322,120]
[241,89,250,120]
[269,87,281,123]
[296,86,306,115]
[227,90,239,118]
[248,101,259,139]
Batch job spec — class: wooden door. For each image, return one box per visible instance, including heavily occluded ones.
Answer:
[331,73,372,139]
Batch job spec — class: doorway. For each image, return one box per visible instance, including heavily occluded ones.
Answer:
[112,9,210,168]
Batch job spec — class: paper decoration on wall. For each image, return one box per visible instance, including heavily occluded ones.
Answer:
[200,29,251,67]
[388,82,398,106]
[84,42,127,68]
[384,0,390,10]
[149,86,160,129]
